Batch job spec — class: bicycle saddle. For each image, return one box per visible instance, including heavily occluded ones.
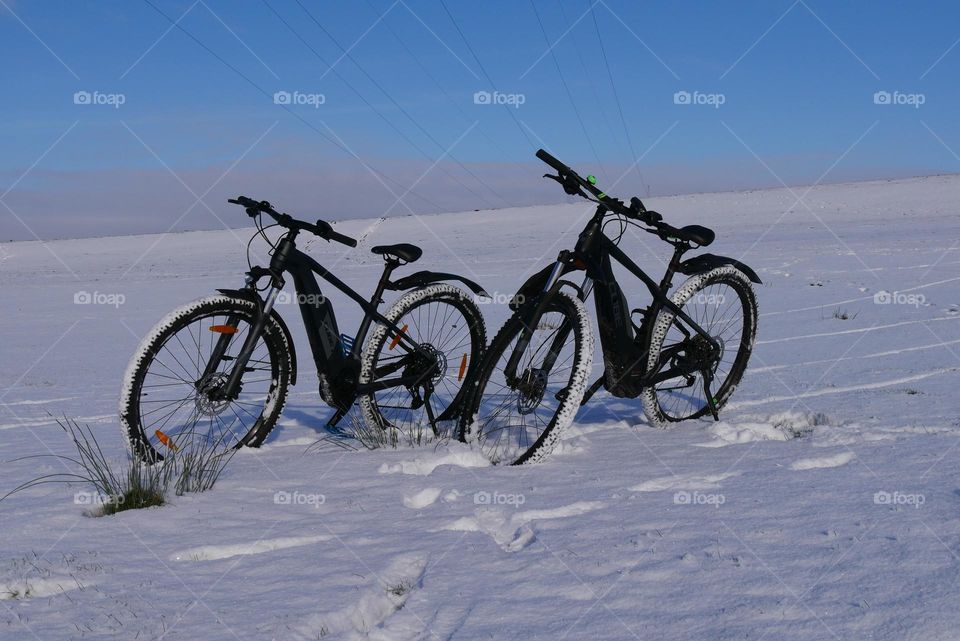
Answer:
[673,225,715,247]
[371,243,423,263]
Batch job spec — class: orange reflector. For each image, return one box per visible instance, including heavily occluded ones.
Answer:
[209,325,238,334]
[155,429,179,451]
[388,325,408,350]
[458,353,468,381]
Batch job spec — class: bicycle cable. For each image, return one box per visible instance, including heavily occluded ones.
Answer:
[246,217,281,292]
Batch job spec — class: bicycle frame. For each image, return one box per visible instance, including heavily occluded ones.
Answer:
[211,230,425,417]
[505,204,721,395]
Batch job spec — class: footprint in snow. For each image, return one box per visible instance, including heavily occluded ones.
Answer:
[630,472,740,493]
[378,447,490,476]
[790,452,854,470]
[170,535,330,562]
[294,553,427,640]
[403,487,442,509]
[440,501,605,552]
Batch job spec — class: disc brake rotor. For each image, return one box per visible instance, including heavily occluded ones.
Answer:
[516,368,547,415]
[195,372,232,417]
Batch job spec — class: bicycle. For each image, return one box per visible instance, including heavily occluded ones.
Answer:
[121,196,488,461]
[458,150,761,465]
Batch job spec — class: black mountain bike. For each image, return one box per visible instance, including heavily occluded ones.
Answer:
[121,197,487,461]
[458,150,760,464]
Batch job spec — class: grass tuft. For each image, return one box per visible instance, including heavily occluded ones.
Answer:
[1,416,234,515]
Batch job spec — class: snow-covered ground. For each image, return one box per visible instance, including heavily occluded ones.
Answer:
[1,175,959,640]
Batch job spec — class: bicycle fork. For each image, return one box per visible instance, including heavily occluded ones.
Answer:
[209,280,285,402]
[504,264,589,400]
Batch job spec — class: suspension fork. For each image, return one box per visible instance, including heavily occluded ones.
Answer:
[217,279,285,400]
[503,263,590,387]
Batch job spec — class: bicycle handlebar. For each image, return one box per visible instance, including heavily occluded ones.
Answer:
[228,197,358,248]
[535,149,666,228]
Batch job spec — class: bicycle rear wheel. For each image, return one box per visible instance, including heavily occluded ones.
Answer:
[640,266,758,427]
[358,284,486,441]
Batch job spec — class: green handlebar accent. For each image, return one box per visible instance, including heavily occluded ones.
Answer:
[587,175,597,185]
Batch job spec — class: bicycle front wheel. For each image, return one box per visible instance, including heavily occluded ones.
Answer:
[120,295,291,461]
[458,289,593,465]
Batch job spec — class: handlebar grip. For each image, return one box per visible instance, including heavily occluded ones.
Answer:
[536,148,568,173]
[329,230,358,248]
[315,220,358,247]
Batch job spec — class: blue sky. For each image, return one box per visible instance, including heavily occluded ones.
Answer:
[2,0,959,239]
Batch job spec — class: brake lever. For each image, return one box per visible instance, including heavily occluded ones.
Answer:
[543,173,563,185]
[314,219,334,241]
